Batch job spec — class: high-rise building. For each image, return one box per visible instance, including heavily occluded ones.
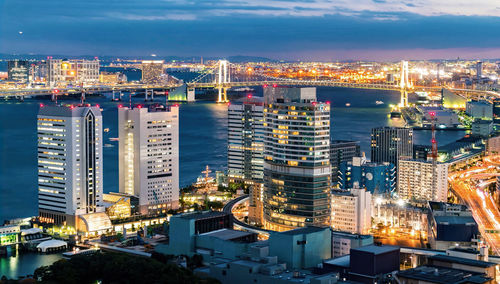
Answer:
[262,86,331,231]
[492,98,500,124]
[47,59,99,87]
[37,104,104,225]
[330,187,372,235]
[141,60,165,84]
[330,140,360,186]
[7,60,29,83]
[476,61,483,80]
[118,104,179,214]
[370,126,413,169]
[398,159,448,202]
[338,156,396,195]
[227,101,264,183]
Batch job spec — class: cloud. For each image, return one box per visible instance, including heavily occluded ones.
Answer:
[0,0,499,59]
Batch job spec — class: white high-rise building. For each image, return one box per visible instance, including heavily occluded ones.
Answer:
[118,104,179,214]
[398,159,448,202]
[37,104,104,225]
[331,187,372,235]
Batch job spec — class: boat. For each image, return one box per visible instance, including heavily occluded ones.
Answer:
[375,101,384,105]
[390,110,402,118]
[104,128,110,133]
[109,138,119,141]
[345,103,351,107]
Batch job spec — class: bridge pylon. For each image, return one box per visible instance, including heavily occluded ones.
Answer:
[216,60,230,103]
[399,60,412,108]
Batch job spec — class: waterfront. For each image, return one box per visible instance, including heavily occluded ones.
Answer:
[0,87,466,279]
[0,252,62,279]
[0,87,465,223]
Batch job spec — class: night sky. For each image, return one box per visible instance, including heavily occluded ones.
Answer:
[1,0,499,60]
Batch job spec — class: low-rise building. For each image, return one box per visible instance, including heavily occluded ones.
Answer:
[466,100,493,120]
[331,231,373,258]
[472,119,493,137]
[397,265,494,284]
[269,226,332,270]
[196,242,337,284]
[427,202,480,250]
[331,187,372,235]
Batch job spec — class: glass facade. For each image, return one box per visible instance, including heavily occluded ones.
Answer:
[263,87,331,231]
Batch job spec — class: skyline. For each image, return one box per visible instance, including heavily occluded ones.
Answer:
[1,0,500,60]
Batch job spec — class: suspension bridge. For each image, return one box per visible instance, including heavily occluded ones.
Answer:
[0,60,497,104]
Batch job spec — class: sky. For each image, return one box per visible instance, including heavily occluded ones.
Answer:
[0,0,500,60]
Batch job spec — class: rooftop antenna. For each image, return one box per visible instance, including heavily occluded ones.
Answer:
[129,92,132,109]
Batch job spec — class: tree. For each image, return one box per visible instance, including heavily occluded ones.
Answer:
[34,252,220,284]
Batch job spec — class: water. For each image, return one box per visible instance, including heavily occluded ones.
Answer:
[0,87,465,278]
[0,252,62,279]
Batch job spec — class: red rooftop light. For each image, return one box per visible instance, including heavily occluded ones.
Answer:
[263,84,268,88]
[118,104,123,108]
[272,84,277,88]
[312,102,317,106]
[40,103,44,108]
[247,94,252,99]
[137,105,142,109]
[326,101,330,105]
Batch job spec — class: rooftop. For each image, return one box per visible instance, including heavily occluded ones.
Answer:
[199,228,255,241]
[279,226,328,236]
[397,266,492,284]
[434,215,476,225]
[177,211,230,221]
[39,104,102,117]
[351,244,399,255]
[323,255,350,268]
[331,230,373,240]
[429,255,497,268]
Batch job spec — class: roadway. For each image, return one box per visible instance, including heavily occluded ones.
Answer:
[448,155,500,255]
[223,194,272,237]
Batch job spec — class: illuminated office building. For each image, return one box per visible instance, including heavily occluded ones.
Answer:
[118,104,179,214]
[141,60,165,84]
[7,60,29,83]
[227,101,264,182]
[263,86,331,231]
[37,105,104,225]
[370,126,413,169]
[47,59,99,87]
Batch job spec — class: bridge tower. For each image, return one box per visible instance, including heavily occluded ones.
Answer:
[216,60,230,103]
[399,60,411,108]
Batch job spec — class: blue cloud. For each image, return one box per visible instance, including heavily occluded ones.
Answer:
[0,0,499,59]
